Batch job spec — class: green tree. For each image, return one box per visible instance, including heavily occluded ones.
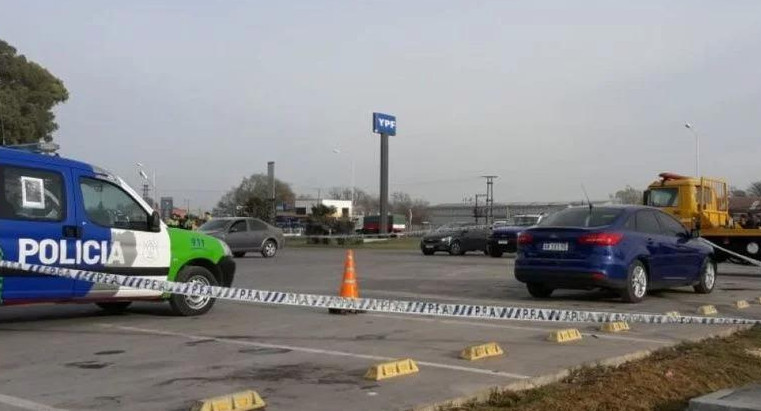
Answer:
[730,186,747,197]
[0,39,69,145]
[240,196,273,221]
[611,185,643,205]
[213,174,295,217]
[390,191,430,225]
[311,204,337,220]
[748,182,761,197]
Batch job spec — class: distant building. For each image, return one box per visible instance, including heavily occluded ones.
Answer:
[294,199,353,218]
[427,201,609,226]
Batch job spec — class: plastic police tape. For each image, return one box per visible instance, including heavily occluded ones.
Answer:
[699,238,761,268]
[2,260,760,326]
[302,223,495,240]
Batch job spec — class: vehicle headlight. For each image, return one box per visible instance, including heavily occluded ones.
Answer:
[220,240,232,256]
[441,236,452,243]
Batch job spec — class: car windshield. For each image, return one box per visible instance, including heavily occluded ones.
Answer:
[198,219,229,232]
[538,207,623,228]
[513,216,540,226]
[645,188,679,207]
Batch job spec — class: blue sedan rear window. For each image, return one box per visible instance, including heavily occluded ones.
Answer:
[539,208,623,228]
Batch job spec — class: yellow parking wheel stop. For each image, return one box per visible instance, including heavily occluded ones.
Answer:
[548,329,582,343]
[191,390,266,411]
[735,300,750,309]
[460,342,504,361]
[365,358,419,381]
[697,305,718,316]
[600,322,630,333]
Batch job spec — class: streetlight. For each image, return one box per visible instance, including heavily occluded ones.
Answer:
[684,123,700,177]
[136,162,158,208]
[332,148,355,214]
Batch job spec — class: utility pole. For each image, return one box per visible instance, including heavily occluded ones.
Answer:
[268,161,276,224]
[684,123,700,177]
[474,194,487,225]
[482,175,498,225]
[141,183,150,202]
[0,99,6,146]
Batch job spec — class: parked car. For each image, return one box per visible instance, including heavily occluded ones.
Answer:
[358,214,406,234]
[514,206,715,303]
[487,214,544,257]
[420,223,490,255]
[199,217,285,258]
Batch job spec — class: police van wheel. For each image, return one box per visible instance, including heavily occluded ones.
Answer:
[169,266,218,316]
[96,301,132,314]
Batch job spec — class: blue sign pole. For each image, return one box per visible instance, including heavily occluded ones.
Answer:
[372,112,396,234]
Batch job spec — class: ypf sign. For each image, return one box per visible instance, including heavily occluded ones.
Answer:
[372,112,396,235]
[372,113,396,136]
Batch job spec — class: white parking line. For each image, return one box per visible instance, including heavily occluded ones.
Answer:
[368,313,675,345]
[0,394,68,411]
[105,324,530,380]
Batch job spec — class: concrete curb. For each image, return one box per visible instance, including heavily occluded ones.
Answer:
[411,325,752,411]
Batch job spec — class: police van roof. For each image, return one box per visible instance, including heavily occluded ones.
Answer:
[0,146,94,171]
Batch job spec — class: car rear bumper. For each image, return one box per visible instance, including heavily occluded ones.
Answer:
[514,258,627,290]
[514,268,626,289]
[487,238,516,253]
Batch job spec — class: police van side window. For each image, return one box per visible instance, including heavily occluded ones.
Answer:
[79,177,150,231]
[0,166,65,222]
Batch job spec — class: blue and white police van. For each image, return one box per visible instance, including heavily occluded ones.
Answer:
[0,147,235,316]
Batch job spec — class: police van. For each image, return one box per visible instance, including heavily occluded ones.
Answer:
[0,147,235,316]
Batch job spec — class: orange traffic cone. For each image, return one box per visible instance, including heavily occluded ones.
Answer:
[329,249,361,314]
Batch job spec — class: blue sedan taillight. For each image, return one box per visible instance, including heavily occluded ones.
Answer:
[577,232,623,246]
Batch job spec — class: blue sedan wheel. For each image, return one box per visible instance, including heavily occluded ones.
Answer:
[622,261,648,303]
[694,258,716,294]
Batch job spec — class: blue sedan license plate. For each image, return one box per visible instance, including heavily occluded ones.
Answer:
[542,242,568,252]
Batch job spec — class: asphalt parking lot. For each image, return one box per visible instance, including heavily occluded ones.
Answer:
[2,247,761,411]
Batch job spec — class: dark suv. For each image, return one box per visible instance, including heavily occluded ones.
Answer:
[487,214,543,257]
[420,223,489,255]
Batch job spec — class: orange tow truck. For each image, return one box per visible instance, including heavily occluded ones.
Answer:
[644,172,761,263]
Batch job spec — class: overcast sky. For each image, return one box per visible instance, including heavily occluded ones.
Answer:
[2,0,760,211]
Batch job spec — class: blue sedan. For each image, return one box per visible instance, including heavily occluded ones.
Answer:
[514,206,716,303]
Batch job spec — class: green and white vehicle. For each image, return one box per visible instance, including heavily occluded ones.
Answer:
[0,147,236,316]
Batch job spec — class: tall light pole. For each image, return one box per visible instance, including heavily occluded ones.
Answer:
[332,148,355,215]
[136,162,158,208]
[684,123,700,177]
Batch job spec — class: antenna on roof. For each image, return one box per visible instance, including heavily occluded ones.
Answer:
[581,184,593,211]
